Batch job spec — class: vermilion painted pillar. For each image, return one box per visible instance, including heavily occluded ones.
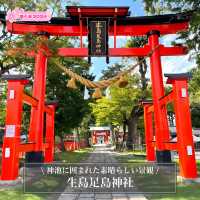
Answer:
[144,104,156,161]
[44,103,56,163]
[1,75,29,180]
[29,35,48,153]
[168,74,197,178]
[148,31,171,162]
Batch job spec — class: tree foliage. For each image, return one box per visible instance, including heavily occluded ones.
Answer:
[90,72,148,148]
[90,75,141,127]
[126,36,149,93]
[101,63,126,80]
[46,57,92,136]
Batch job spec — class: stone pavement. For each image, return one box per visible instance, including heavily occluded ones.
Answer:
[57,145,148,200]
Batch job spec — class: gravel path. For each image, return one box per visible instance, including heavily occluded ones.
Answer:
[57,145,148,200]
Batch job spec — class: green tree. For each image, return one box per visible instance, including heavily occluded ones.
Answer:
[126,36,149,94]
[46,56,92,144]
[101,63,126,80]
[189,68,200,104]
[95,49,151,149]
[125,36,150,149]
[90,74,148,149]
[0,82,6,126]
[90,96,124,127]
[189,68,200,127]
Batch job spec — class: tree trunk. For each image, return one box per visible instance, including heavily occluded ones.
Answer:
[138,57,148,97]
[59,134,66,151]
[126,115,138,150]
[124,56,148,150]
[122,122,127,142]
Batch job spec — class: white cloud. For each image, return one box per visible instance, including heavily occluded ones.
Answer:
[162,55,195,75]
[146,34,196,82]
[161,34,185,46]
[145,54,196,83]
[160,34,177,46]
[109,36,130,48]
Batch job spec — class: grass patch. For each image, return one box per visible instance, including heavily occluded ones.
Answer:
[116,150,146,163]
[197,160,200,171]
[146,183,200,200]
[0,190,44,200]
[54,147,92,163]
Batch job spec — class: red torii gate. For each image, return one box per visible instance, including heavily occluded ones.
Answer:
[0,6,197,180]
[142,73,197,179]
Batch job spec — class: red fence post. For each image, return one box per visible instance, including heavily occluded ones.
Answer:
[1,75,29,180]
[148,31,171,162]
[166,74,197,178]
[44,102,56,163]
[143,103,156,161]
[28,34,48,155]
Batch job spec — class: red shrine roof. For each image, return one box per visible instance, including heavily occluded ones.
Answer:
[66,6,130,17]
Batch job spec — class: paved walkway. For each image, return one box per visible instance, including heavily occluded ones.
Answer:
[58,145,148,200]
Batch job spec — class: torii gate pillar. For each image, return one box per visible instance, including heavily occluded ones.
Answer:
[26,33,48,161]
[148,30,171,162]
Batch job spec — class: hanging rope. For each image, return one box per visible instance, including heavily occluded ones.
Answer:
[5,43,160,90]
[52,44,160,89]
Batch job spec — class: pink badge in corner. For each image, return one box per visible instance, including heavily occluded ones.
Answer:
[6,8,52,22]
